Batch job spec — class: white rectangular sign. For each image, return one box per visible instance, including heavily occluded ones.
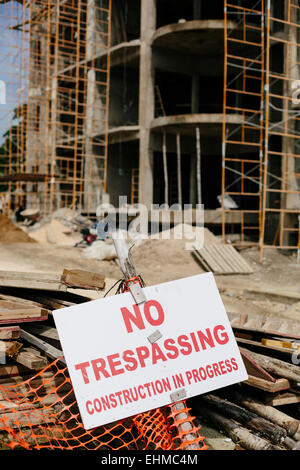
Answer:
[53,273,248,430]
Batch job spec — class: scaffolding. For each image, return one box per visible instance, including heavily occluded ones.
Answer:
[130,167,138,205]
[260,0,300,257]
[1,0,300,257]
[0,0,29,214]
[0,0,112,216]
[222,0,265,246]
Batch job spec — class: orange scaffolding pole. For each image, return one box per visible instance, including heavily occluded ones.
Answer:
[260,0,300,257]
[222,0,265,247]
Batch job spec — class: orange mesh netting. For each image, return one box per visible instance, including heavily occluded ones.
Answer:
[0,359,208,450]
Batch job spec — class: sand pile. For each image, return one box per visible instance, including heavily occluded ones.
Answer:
[0,214,36,244]
[29,219,81,246]
[131,225,220,275]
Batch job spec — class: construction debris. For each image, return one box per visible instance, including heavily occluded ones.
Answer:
[83,240,118,261]
[0,269,105,292]
[28,219,81,246]
[0,257,297,451]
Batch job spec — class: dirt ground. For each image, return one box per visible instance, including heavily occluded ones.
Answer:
[1,240,300,320]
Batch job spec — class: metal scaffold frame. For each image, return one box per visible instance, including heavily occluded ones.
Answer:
[0,0,29,214]
[260,0,300,258]
[0,0,112,216]
[222,0,265,247]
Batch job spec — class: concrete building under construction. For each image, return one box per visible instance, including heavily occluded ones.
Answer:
[0,0,300,257]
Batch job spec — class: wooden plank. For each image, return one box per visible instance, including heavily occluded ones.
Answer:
[0,270,105,292]
[15,347,48,370]
[241,348,300,383]
[236,336,296,356]
[203,246,231,273]
[265,393,300,407]
[0,307,46,319]
[61,269,105,290]
[227,246,252,272]
[0,340,22,358]
[0,299,38,310]
[240,349,276,383]
[0,371,66,401]
[23,325,59,341]
[200,394,287,444]
[0,326,20,340]
[193,404,282,451]
[209,246,234,273]
[262,338,300,350]
[192,250,211,272]
[245,286,300,302]
[0,314,48,325]
[201,246,225,272]
[0,407,57,429]
[0,293,42,307]
[0,271,67,292]
[217,245,240,272]
[0,370,57,386]
[234,391,300,436]
[0,292,74,311]
[27,296,74,310]
[20,329,65,364]
[218,245,244,272]
[0,363,41,379]
[226,245,254,272]
[194,247,223,273]
[210,245,237,273]
[245,375,290,393]
[228,312,248,327]
[0,394,60,414]
[233,322,300,341]
[0,287,91,309]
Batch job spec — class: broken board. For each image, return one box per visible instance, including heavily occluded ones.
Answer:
[265,390,300,406]
[15,347,48,370]
[245,376,290,393]
[240,348,276,383]
[0,326,20,340]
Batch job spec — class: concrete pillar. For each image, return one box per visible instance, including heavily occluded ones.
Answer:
[26,10,39,209]
[86,0,106,60]
[138,0,156,208]
[191,75,199,113]
[84,0,109,212]
[189,152,196,205]
[50,76,60,211]
[282,2,299,244]
[193,1,202,20]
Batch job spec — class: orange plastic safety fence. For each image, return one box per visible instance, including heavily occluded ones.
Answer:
[0,359,207,450]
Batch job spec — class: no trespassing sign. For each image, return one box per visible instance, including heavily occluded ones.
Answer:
[53,272,248,430]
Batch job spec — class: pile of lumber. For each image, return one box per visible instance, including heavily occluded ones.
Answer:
[193,314,300,450]
[230,316,300,408]
[0,267,299,451]
[0,268,105,447]
[0,268,105,368]
[194,392,300,450]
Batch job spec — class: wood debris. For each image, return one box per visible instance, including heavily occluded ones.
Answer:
[0,266,299,451]
[0,267,105,446]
